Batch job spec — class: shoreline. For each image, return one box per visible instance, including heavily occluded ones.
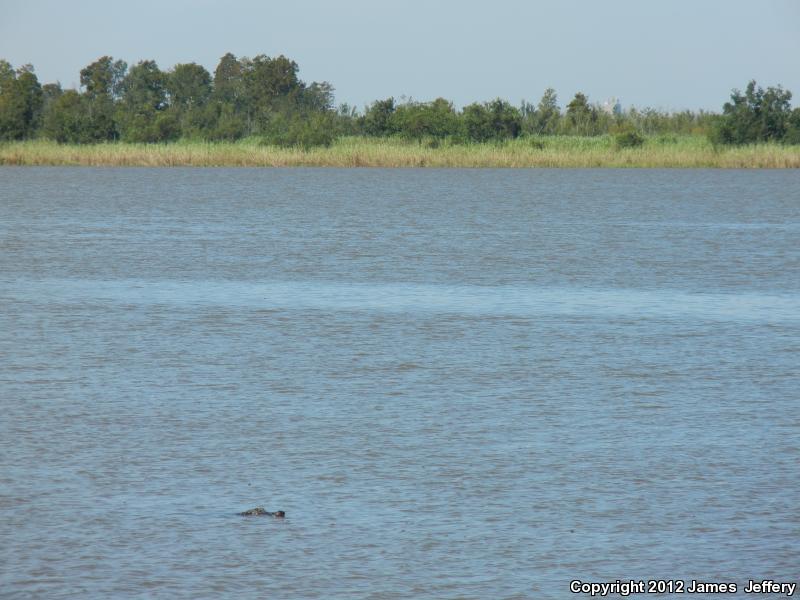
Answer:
[2,137,800,168]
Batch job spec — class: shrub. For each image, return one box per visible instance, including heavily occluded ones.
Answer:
[462,99,522,143]
[614,129,644,148]
[710,81,792,145]
[392,98,462,141]
[784,108,800,145]
[260,111,335,149]
[654,134,678,145]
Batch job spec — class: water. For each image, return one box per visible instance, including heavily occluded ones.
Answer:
[1,168,798,598]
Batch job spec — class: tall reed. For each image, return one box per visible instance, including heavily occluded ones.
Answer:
[2,137,799,168]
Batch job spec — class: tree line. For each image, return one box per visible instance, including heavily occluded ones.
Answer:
[1,54,799,147]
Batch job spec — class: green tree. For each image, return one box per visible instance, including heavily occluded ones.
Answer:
[213,53,245,108]
[0,62,43,140]
[195,101,245,141]
[785,108,800,144]
[300,81,335,113]
[462,98,521,142]
[117,60,174,142]
[42,90,92,142]
[260,111,335,148]
[211,53,310,137]
[711,80,793,144]
[364,97,397,136]
[333,102,360,136]
[0,59,15,93]
[165,63,212,137]
[534,88,560,135]
[392,98,461,141]
[243,54,304,133]
[167,63,211,109]
[121,60,167,112]
[80,56,127,100]
[77,57,127,141]
[565,92,598,135]
[245,54,300,103]
[40,82,63,128]
[462,103,492,142]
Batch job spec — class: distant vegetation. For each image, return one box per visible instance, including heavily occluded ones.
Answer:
[1,53,799,151]
[4,137,800,169]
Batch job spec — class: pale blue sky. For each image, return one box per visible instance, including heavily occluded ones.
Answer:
[1,0,798,111]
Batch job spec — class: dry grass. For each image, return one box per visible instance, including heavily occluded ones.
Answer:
[2,136,800,168]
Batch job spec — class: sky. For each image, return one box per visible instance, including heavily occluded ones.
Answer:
[1,0,798,112]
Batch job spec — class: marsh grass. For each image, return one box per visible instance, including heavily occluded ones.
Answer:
[2,136,799,168]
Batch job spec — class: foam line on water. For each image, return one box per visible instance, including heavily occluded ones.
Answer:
[8,278,800,323]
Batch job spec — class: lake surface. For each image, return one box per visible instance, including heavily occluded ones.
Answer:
[1,168,798,599]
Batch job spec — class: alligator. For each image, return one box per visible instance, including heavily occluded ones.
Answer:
[238,507,285,517]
